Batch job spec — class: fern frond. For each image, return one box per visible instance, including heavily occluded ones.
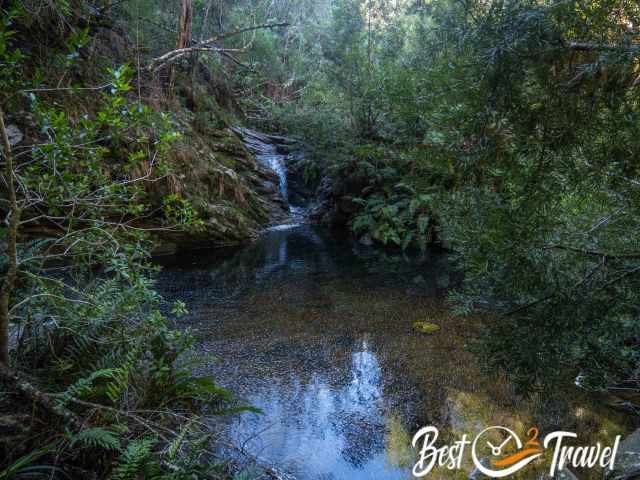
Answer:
[110,436,158,480]
[70,427,122,452]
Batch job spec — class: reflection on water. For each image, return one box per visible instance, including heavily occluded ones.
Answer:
[155,225,633,480]
[229,340,406,480]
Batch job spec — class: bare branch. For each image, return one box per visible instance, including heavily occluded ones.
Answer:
[568,41,640,52]
[149,22,289,71]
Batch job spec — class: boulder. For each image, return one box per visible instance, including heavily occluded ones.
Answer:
[606,429,640,480]
[6,124,23,146]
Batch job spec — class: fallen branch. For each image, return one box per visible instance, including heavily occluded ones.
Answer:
[568,41,640,52]
[150,46,247,71]
[220,51,254,70]
[149,22,289,71]
[0,363,84,431]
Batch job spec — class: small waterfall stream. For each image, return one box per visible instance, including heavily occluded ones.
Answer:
[235,127,308,227]
[240,129,290,201]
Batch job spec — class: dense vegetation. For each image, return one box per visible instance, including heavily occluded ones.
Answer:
[247,0,640,390]
[0,2,262,478]
[1,0,639,477]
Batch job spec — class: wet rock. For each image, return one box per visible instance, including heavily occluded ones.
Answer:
[359,234,374,246]
[553,469,579,480]
[6,124,23,146]
[606,428,640,480]
[412,321,440,334]
[147,127,293,252]
[307,201,329,221]
[255,179,278,195]
[308,177,334,222]
[286,152,314,206]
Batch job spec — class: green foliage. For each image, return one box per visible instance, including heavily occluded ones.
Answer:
[352,191,432,250]
[0,6,233,477]
[23,63,180,228]
[71,428,123,452]
[329,143,443,249]
[261,0,640,391]
[0,4,26,105]
[424,0,640,388]
[0,443,60,480]
[162,194,204,230]
[110,436,158,480]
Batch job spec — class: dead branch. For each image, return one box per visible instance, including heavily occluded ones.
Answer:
[149,22,289,71]
[0,363,84,431]
[150,46,247,71]
[569,41,640,52]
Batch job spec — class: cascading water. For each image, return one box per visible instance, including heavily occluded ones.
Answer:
[235,128,289,200]
[235,127,306,225]
[250,138,288,200]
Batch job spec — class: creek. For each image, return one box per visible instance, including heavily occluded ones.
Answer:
[154,134,634,480]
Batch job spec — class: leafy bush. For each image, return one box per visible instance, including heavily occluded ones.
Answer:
[0,5,234,477]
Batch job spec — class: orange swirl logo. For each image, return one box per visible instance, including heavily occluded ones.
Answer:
[471,426,544,478]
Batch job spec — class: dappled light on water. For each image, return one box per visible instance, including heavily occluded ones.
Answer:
[156,225,633,479]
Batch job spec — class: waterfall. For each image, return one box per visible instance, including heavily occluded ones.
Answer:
[234,128,290,202]
[258,149,288,201]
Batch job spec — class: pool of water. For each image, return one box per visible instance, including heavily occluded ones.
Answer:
[155,225,634,479]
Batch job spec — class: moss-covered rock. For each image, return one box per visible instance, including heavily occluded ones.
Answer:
[148,123,290,253]
[412,321,441,334]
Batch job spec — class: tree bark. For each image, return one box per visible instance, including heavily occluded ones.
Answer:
[0,363,84,430]
[0,108,20,366]
[176,0,193,51]
[167,0,193,89]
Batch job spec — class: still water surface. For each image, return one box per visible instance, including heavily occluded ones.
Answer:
[156,225,632,479]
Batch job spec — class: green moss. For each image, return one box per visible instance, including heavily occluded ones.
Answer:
[412,321,441,334]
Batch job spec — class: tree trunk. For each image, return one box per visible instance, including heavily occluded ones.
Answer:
[0,108,20,366]
[169,0,193,89]
[176,0,193,50]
